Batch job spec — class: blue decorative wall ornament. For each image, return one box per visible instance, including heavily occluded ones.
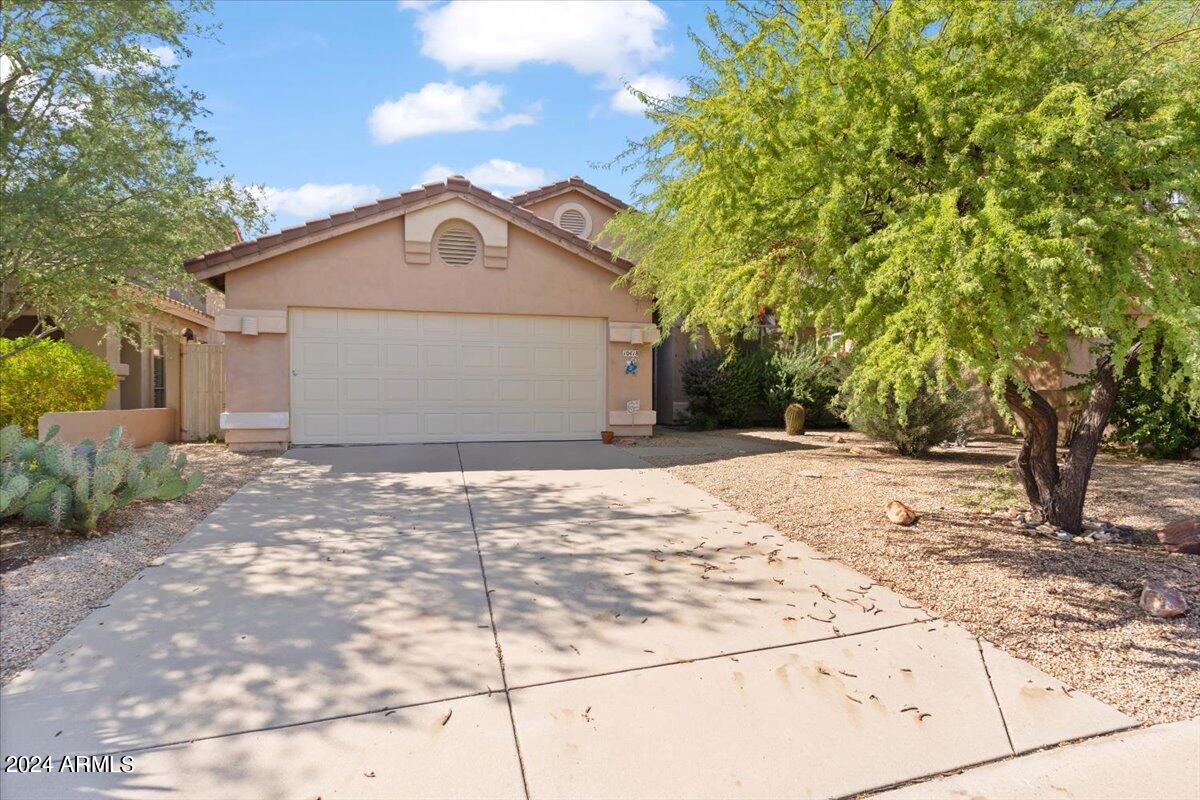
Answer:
[625,359,638,375]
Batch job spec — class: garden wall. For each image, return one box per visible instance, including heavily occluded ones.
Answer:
[39,408,177,447]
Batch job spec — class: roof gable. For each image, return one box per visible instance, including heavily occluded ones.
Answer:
[509,176,629,212]
[185,176,633,287]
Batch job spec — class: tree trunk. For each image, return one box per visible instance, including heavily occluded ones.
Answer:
[1004,353,1123,535]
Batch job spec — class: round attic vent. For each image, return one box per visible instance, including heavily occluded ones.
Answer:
[559,208,588,236]
[436,226,479,267]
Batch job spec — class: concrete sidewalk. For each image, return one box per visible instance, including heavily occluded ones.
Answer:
[874,717,1200,800]
[0,442,1142,799]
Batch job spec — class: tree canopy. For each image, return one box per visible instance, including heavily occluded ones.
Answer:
[607,0,1200,421]
[0,0,267,349]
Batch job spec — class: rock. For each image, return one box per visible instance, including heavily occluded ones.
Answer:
[1072,536,1086,543]
[1157,518,1200,555]
[886,500,919,526]
[1139,580,1189,618]
[1056,531,1073,541]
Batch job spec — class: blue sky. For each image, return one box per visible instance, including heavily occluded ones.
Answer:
[175,0,716,229]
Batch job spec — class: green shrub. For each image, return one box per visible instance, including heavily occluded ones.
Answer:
[854,383,973,456]
[0,338,116,434]
[680,352,754,429]
[0,424,203,534]
[766,344,844,427]
[680,344,844,430]
[1109,361,1200,459]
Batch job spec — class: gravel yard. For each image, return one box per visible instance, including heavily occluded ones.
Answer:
[0,444,275,685]
[637,428,1200,725]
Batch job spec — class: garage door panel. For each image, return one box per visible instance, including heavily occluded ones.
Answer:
[424,379,457,401]
[499,347,531,371]
[301,341,339,368]
[383,344,419,369]
[460,379,496,402]
[499,380,529,401]
[291,310,605,444]
[302,378,338,403]
[533,413,565,434]
[461,345,495,369]
[343,310,380,333]
[296,309,339,334]
[424,413,457,436]
[383,413,420,435]
[343,342,380,368]
[423,344,457,370]
[533,380,563,401]
[344,378,379,402]
[384,379,419,401]
[381,314,419,336]
[344,413,381,436]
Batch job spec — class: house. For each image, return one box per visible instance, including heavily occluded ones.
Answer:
[5,288,224,443]
[184,176,656,452]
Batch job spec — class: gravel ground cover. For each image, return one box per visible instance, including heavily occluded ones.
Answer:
[636,428,1200,725]
[0,444,275,684]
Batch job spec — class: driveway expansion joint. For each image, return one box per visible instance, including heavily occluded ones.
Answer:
[506,617,935,693]
[975,636,1017,757]
[456,442,532,800]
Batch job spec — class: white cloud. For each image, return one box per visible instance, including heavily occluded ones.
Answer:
[611,71,685,114]
[368,81,537,143]
[257,182,382,218]
[416,159,553,193]
[147,46,178,67]
[409,1,669,79]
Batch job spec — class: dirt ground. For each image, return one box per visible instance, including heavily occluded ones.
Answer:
[637,428,1200,725]
[1,444,275,684]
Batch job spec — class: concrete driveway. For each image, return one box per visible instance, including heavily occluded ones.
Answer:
[0,442,1134,799]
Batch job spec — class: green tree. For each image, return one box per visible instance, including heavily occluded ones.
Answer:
[607,0,1200,534]
[0,1,267,356]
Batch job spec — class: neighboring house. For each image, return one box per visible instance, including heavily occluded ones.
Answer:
[184,175,656,452]
[5,287,224,439]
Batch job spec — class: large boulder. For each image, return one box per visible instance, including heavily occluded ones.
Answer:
[1157,518,1200,555]
[886,500,919,526]
[1139,580,1189,618]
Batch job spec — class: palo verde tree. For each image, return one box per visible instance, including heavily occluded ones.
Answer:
[607,0,1200,534]
[0,1,267,357]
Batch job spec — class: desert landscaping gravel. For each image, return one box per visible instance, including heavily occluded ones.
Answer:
[0,444,275,684]
[638,429,1200,725]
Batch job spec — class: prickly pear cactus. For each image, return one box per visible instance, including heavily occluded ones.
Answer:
[0,424,203,534]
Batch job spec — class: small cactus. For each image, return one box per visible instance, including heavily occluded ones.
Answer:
[785,403,807,435]
[0,425,203,534]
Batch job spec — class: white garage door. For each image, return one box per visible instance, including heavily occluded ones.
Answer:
[289,308,606,444]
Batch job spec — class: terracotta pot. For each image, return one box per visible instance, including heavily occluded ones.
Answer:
[601,430,615,444]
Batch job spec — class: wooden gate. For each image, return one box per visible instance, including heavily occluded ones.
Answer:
[181,342,224,441]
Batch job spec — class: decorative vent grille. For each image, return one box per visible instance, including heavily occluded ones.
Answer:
[436,226,478,266]
[559,208,588,236]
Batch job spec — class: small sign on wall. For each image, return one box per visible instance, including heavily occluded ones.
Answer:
[621,349,640,358]
[627,399,640,413]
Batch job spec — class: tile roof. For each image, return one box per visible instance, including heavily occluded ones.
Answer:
[184,176,633,282]
[508,175,630,210]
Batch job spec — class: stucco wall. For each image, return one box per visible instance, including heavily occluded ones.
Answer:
[221,214,653,448]
[40,408,177,448]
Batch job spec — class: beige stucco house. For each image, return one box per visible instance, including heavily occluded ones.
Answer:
[185,176,656,452]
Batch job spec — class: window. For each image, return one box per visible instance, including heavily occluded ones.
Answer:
[152,334,166,408]
[554,202,592,238]
[435,225,479,267]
